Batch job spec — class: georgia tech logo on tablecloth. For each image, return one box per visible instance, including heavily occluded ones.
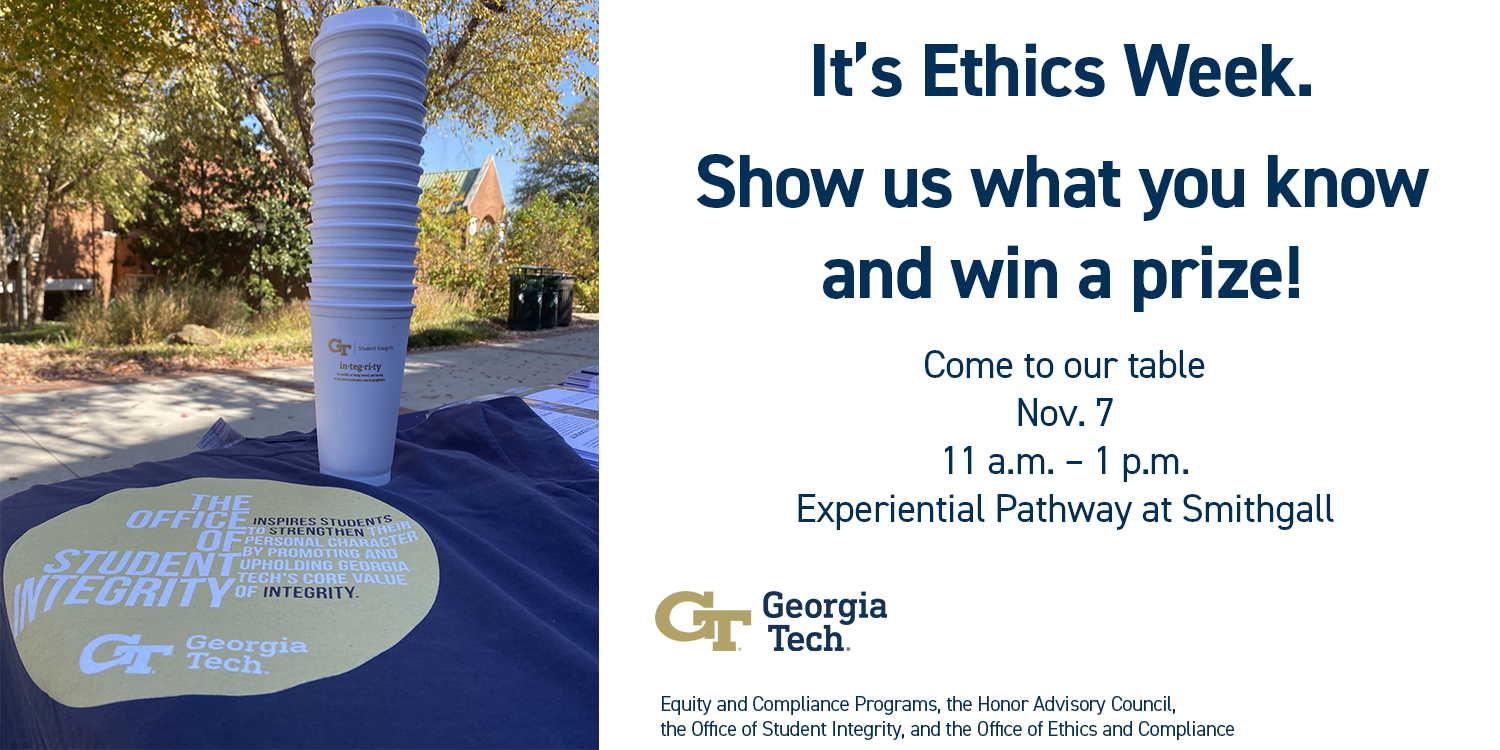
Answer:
[79,634,173,675]
[655,591,750,652]
[658,590,892,653]
[4,478,440,707]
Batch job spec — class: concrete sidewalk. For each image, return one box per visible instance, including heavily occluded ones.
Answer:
[1,325,597,499]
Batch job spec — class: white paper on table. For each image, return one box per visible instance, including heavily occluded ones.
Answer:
[530,406,600,455]
[525,388,601,411]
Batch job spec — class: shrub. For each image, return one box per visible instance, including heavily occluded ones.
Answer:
[411,284,473,328]
[506,192,598,312]
[65,282,249,346]
[129,101,312,308]
[416,178,510,316]
[572,277,598,314]
[251,298,311,336]
[407,284,495,348]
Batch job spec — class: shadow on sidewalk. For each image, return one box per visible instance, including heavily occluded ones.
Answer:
[1,375,316,500]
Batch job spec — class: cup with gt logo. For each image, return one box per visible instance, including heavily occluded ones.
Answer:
[304,5,431,485]
[309,301,416,485]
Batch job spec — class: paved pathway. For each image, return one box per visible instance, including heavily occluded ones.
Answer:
[0,325,597,499]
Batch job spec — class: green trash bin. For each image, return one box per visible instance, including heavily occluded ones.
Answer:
[557,275,576,327]
[540,270,560,329]
[508,266,546,331]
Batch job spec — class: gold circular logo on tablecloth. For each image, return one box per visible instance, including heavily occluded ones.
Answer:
[3,478,439,708]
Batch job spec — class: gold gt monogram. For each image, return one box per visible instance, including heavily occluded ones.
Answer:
[328,338,352,355]
[655,591,751,651]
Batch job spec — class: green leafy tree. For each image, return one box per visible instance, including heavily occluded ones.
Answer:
[0,0,595,328]
[203,0,598,188]
[513,93,597,206]
[505,191,596,312]
[129,139,313,307]
[415,176,508,314]
[511,94,598,312]
[0,1,202,328]
[128,77,312,308]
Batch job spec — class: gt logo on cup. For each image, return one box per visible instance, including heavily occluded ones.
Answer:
[328,338,352,355]
[655,591,751,651]
[79,634,173,675]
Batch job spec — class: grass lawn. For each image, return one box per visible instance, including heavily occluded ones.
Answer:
[0,301,592,390]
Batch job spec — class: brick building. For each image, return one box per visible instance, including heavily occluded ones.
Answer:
[1,205,152,321]
[417,154,506,240]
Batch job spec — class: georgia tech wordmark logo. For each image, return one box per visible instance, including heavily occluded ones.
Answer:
[327,338,352,356]
[656,591,750,651]
[79,634,173,675]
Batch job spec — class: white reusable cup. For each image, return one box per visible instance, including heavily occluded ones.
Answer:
[311,179,422,205]
[312,74,426,106]
[308,243,419,265]
[308,300,416,485]
[311,116,425,146]
[305,5,430,487]
[308,282,417,304]
[311,137,423,165]
[311,94,426,124]
[309,263,419,285]
[310,200,421,225]
[309,221,420,245]
[310,6,430,60]
[314,49,429,82]
[313,34,429,60]
[311,159,423,185]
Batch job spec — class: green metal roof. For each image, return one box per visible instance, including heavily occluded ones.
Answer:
[417,167,480,211]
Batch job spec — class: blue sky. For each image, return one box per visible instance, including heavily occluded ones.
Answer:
[419,125,522,203]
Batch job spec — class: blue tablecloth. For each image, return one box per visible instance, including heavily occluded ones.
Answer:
[2,398,598,748]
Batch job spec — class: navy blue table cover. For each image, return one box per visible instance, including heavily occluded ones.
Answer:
[1,398,599,749]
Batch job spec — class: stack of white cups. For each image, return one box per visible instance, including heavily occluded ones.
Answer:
[306,6,430,486]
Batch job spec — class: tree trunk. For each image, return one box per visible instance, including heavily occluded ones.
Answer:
[218,44,314,187]
[24,225,46,327]
[273,0,316,154]
[13,228,32,329]
[4,260,16,331]
[11,186,49,329]
[4,228,16,330]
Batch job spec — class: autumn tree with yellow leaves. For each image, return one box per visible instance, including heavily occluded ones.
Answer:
[0,0,198,328]
[201,0,598,188]
[0,0,595,329]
